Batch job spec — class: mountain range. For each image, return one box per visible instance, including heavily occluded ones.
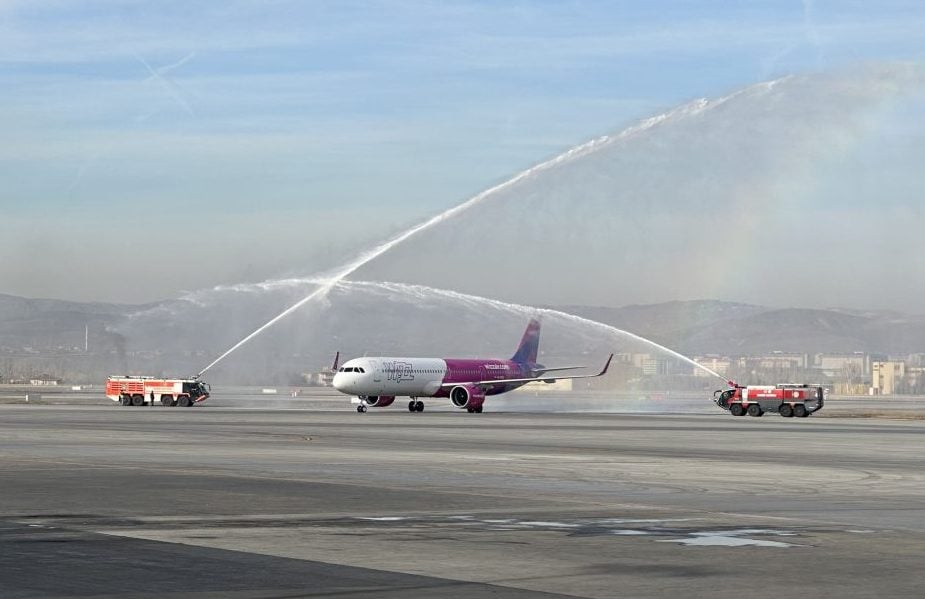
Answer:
[556,301,924,356]
[2,293,921,359]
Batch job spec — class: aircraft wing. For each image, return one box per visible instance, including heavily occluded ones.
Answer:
[532,365,586,374]
[440,354,613,388]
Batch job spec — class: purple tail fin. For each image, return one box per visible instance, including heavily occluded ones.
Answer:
[511,319,541,364]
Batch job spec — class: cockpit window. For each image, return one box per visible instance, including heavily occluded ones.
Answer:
[357,367,365,373]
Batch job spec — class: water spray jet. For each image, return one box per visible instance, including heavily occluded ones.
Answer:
[193,86,771,379]
[195,67,921,378]
[332,279,727,382]
[193,275,726,382]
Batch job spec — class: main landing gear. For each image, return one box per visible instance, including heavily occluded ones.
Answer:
[356,404,367,413]
[408,400,424,412]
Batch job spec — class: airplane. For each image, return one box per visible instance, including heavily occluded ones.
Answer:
[331,318,613,413]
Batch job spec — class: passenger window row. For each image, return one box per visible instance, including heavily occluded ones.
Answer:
[339,366,448,374]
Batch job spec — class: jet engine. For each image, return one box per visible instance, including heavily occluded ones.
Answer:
[449,385,485,410]
[359,395,396,407]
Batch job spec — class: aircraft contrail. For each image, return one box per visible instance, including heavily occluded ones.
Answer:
[134,51,196,116]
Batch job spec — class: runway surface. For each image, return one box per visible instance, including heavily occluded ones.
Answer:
[1,404,923,598]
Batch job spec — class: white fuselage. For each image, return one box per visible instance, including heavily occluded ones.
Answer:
[332,357,447,397]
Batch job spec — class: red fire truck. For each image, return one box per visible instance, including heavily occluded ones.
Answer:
[713,383,824,417]
[106,376,210,407]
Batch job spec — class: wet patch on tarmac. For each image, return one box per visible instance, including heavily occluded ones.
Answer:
[16,512,844,550]
[339,514,816,548]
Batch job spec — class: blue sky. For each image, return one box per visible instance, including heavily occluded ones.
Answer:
[2,1,924,302]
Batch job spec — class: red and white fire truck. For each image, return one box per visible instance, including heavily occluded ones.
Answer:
[713,383,824,418]
[106,376,210,407]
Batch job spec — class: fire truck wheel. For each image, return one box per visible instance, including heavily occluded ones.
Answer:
[120,394,131,406]
[747,404,763,417]
[160,395,173,407]
[779,404,794,418]
[178,395,192,407]
[729,404,745,417]
[131,394,145,407]
[794,404,808,418]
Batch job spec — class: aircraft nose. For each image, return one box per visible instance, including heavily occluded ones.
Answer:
[332,374,346,392]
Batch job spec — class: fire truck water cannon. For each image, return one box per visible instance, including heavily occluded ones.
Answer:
[713,383,824,418]
[105,375,211,407]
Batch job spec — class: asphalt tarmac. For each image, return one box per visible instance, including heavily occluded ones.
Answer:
[1,404,923,598]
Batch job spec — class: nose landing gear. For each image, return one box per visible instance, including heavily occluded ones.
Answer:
[356,404,367,413]
[408,400,424,412]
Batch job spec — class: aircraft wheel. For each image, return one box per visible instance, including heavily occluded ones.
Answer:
[357,405,367,413]
[779,404,793,418]
[794,404,808,418]
[747,404,763,417]
[414,401,424,412]
[729,404,745,417]
[131,394,145,407]
[408,400,416,412]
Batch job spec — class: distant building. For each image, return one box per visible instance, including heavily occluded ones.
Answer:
[833,382,869,395]
[302,370,335,386]
[813,353,869,377]
[30,376,60,386]
[300,361,338,386]
[906,353,925,367]
[641,357,668,376]
[693,356,733,377]
[752,352,808,370]
[906,366,925,392]
[614,353,635,365]
[626,353,652,368]
[871,361,905,395]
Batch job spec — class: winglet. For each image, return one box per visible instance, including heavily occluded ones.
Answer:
[598,353,613,376]
[331,351,340,372]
